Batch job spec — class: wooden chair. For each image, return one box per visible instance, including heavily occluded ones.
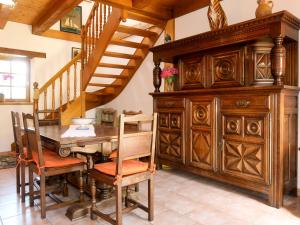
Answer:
[90,113,158,225]
[22,112,85,219]
[36,109,61,126]
[11,111,27,203]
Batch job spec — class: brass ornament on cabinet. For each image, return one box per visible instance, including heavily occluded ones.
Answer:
[192,104,210,126]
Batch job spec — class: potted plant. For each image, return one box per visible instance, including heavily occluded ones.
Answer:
[161,66,178,92]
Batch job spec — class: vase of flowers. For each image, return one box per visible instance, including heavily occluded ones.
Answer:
[161,67,178,92]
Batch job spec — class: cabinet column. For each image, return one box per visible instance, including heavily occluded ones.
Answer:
[153,60,162,92]
[271,37,286,85]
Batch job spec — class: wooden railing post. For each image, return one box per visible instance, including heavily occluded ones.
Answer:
[33,82,39,113]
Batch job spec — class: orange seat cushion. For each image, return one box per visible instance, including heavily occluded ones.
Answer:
[109,150,117,159]
[94,160,148,176]
[32,150,84,168]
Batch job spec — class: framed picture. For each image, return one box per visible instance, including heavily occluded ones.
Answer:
[72,47,81,59]
[60,6,82,34]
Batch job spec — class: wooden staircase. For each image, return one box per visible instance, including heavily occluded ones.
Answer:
[33,2,165,125]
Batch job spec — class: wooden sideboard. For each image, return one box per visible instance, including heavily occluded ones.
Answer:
[150,11,300,208]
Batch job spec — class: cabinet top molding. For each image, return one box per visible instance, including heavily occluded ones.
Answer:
[150,11,300,63]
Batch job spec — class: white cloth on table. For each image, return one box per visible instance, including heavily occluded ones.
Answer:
[61,125,96,138]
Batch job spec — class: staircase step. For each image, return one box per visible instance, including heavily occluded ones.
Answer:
[88,83,122,87]
[93,74,128,79]
[92,92,114,96]
[98,63,135,69]
[127,11,165,28]
[110,39,149,49]
[117,25,158,37]
[103,51,142,60]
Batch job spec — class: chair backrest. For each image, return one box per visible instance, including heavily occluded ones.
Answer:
[37,109,61,126]
[11,111,25,157]
[22,112,45,166]
[95,108,117,127]
[116,113,158,176]
[123,110,143,130]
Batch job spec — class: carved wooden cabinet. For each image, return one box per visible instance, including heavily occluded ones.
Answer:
[151,11,300,208]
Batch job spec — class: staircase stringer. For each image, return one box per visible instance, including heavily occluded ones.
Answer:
[81,8,123,90]
[90,25,165,108]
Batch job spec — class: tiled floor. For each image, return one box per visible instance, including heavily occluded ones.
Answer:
[0,167,300,225]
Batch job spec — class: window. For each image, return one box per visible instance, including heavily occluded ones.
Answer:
[0,56,30,102]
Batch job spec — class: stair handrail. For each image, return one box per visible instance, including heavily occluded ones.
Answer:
[33,53,82,115]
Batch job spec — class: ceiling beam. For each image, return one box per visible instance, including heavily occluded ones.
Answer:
[0,47,46,58]
[32,0,83,35]
[173,0,210,18]
[0,4,12,29]
[97,0,172,20]
[132,0,151,9]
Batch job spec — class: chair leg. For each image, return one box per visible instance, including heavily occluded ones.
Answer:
[63,174,68,197]
[90,178,97,220]
[29,164,34,207]
[79,170,84,202]
[116,184,122,225]
[134,184,139,192]
[40,173,46,219]
[20,162,26,203]
[16,163,20,194]
[125,187,129,207]
[148,176,154,221]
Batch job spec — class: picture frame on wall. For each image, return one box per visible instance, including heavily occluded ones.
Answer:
[60,6,82,34]
[71,47,81,59]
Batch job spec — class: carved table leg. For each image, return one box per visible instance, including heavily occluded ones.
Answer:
[153,60,162,92]
[271,36,286,85]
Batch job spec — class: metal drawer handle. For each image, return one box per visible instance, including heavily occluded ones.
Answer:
[235,100,251,108]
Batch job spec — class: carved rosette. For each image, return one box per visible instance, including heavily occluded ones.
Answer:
[215,59,235,81]
[271,37,286,85]
[225,118,241,135]
[170,113,181,129]
[159,113,169,128]
[192,104,210,126]
[245,119,263,137]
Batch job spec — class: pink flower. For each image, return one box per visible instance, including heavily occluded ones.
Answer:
[161,67,178,79]
[2,74,13,80]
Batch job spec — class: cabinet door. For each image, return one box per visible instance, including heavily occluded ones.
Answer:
[220,112,271,185]
[157,111,185,164]
[187,97,217,171]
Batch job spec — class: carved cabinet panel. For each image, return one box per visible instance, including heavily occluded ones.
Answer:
[179,56,205,89]
[187,97,216,171]
[208,47,245,87]
[220,112,270,185]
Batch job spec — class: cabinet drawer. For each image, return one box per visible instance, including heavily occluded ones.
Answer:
[157,98,185,109]
[221,95,270,110]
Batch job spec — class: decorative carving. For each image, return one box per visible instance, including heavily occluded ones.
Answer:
[271,37,286,85]
[215,59,235,80]
[159,113,169,128]
[255,0,273,18]
[256,53,272,79]
[159,132,181,159]
[245,119,263,137]
[225,117,241,135]
[192,104,210,126]
[223,141,263,178]
[191,130,212,169]
[153,60,162,92]
[170,113,181,129]
[211,50,243,87]
[207,0,228,31]
[180,57,204,89]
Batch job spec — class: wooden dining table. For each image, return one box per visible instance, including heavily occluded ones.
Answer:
[39,124,138,157]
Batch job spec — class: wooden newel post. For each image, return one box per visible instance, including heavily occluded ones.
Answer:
[153,60,162,92]
[271,36,286,85]
[33,82,39,113]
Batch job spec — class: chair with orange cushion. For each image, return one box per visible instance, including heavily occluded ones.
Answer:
[11,111,28,203]
[90,113,158,225]
[22,112,85,219]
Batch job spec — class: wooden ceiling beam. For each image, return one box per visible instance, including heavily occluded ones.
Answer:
[32,0,83,35]
[0,4,12,29]
[173,0,210,18]
[97,0,172,20]
[0,47,46,58]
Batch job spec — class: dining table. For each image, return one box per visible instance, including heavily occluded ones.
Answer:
[39,124,138,157]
